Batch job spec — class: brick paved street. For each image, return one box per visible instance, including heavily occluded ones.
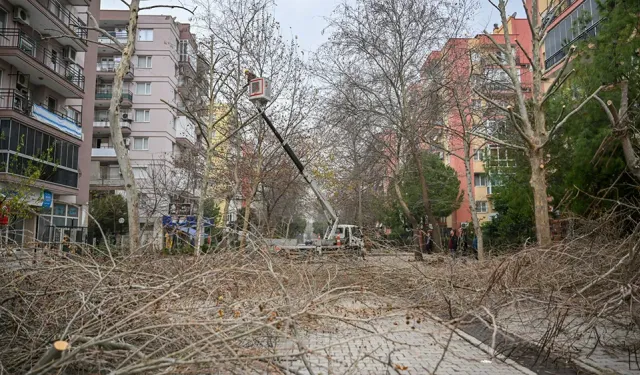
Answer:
[278,312,533,374]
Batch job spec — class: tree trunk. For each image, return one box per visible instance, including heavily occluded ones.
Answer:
[393,179,422,260]
[617,81,640,181]
[109,1,140,252]
[285,214,293,238]
[529,150,552,247]
[239,185,256,251]
[463,145,484,260]
[357,180,363,227]
[410,147,442,248]
[194,44,217,255]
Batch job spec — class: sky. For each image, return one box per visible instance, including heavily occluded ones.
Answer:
[102,0,524,53]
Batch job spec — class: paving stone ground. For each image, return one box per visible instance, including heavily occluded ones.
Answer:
[277,314,532,375]
[498,308,640,374]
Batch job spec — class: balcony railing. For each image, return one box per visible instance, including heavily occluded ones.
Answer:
[93,120,132,129]
[176,116,197,145]
[91,177,125,187]
[0,29,85,90]
[97,31,128,45]
[96,62,134,76]
[95,88,133,101]
[0,89,82,139]
[91,148,116,158]
[545,22,601,69]
[39,0,88,40]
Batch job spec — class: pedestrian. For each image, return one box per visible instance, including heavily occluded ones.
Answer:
[424,229,433,254]
[472,236,478,260]
[448,229,458,258]
[460,228,468,254]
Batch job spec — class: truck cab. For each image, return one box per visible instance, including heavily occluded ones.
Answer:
[332,224,365,249]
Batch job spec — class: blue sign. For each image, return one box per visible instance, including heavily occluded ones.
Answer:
[42,190,52,208]
[31,103,83,140]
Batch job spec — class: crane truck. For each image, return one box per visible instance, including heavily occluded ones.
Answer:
[245,71,365,255]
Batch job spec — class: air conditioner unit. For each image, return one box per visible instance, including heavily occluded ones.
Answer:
[14,95,25,111]
[122,113,128,119]
[16,72,28,89]
[13,7,29,25]
[19,88,29,97]
[62,46,77,62]
[124,138,131,147]
[461,222,469,229]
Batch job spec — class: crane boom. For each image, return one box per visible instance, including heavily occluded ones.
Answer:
[255,106,339,239]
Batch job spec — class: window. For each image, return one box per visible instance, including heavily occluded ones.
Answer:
[487,183,494,195]
[138,55,152,68]
[136,82,151,95]
[543,0,601,68]
[138,29,153,41]
[133,137,149,150]
[474,148,484,161]
[135,109,150,122]
[95,110,109,122]
[476,201,488,213]
[474,173,488,187]
[471,52,481,63]
[488,145,514,167]
[471,99,482,109]
[0,8,7,33]
[132,166,148,178]
[1,120,78,188]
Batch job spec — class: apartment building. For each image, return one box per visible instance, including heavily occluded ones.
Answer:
[0,0,99,244]
[424,16,533,230]
[90,11,199,236]
[527,0,602,80]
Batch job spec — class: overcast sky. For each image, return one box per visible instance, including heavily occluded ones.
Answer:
[102,0,524,53]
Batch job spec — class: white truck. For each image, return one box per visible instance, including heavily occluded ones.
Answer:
[246,71,365,256]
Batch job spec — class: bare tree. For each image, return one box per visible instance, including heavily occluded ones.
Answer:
[316,0,474,252]
[476,0,604,246]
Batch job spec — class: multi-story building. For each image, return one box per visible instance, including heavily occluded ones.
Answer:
[90,11,199,239]
[0,0,100,244]
[424,16,533,230]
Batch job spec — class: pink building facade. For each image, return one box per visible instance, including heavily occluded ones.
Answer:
[424,17,533,230]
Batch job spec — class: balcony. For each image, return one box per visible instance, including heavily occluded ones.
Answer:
[10,0,87,50]
[0,30,85,97]
[175,116,197,147]
[97,31,128,54]
[93,118,132,136]
[90,177,125,190]
[95,88,133,107]
[0,89,82,140]
[96,61,134,80]
[92,148,117,161]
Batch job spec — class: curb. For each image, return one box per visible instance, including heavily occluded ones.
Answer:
[422,311,537,375]
[492,323,606,375]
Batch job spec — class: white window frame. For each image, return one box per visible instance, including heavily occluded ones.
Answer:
[137,55,152,68]
[138,29,153,41]
[135,109,150,122]
[133,137,149,150]
[474,173,488,187]
[474,148,484,161]
[476,201,488,213]
[132,166,148,178]
[136,82,152,95]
